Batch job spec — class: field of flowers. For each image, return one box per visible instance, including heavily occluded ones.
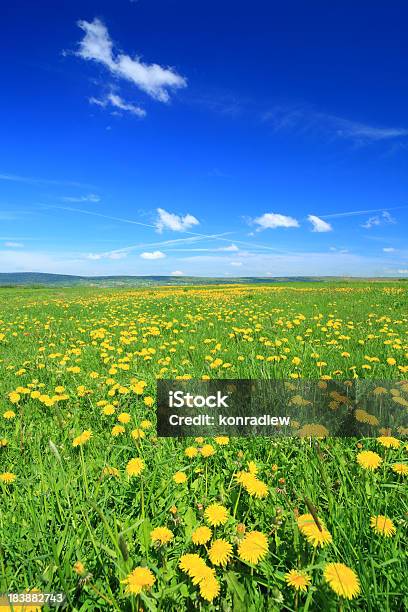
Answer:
[0,282,407,611]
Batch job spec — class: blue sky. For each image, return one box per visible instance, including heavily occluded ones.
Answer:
[1,0,408,277]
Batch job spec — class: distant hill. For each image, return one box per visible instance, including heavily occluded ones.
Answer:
[0,272,333,287]
[0,272,405,287]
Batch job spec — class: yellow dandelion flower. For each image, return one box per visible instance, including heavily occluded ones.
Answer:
[173,471,187,484]
[0,472,16,484]
[126,457,145,477]
[143,396,154,407]
[356,450,382,471]
[118,412,131,424]
[185,446,198,458]
[284,569,312,592]
[214,436,229,445]
[192,526,212,545]
[102,404,115,415]
[140,419,152,429]
[121,566,155,595]
[237,531,268,564]
[296,513,332,548]
[377,436,400,449]
[150,526,174,544]
[204,503,229,526]
[3,410,16,420]
[201,444,215,457]
[370,515,396,537]
[72,430,92,447]
[323,563,360,600]
[73,561,85,575]
[111,425,125,436]
[131,428,145,440]
[392,463,408,476]
[208,539,233,566]
[199,575,220,601]
[8,391,20,404]
[102,466,119,478]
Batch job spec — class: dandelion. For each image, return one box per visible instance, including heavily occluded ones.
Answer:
[173,471,187,484]
[8,391,20,403]
[126,457,145,477]
[214,436,229,445]
[3,410,16,420]
[121,566,155,595]
[0,472,16,484]
[150,526,174,544]
[185,446,198,458]
[208,539,233,566]
[199,575,220,601]
[118,412,131,424]
[204,503,229,526]
[370,515,396,537]
[356,450,382,471]
[284,569,311,592]
[102,466,119,478]
[131,428,145,440]
[72,430,92,447]
[73,561,85,575]
[238,531,268,564]
[192,526,212,545]
[377,436,400,449]
[392,463,408,476]
[201,444,215,457]
[323,563,360,599]
[297,514,332,548]
[111,425,125,436]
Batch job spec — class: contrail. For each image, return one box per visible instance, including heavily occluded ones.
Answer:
[47,205,287,253]
[320,205,408,219]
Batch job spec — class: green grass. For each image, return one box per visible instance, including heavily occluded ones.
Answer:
[0,283,407,611]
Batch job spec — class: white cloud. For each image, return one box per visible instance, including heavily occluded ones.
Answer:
[397,269,408,274]
[307,214,333,233]
[221,244,239,252]
[230,261,243,266]
[253,212,299,230]
[62,193,100,203]
[4,242,24,248]
[86,250,128,260]
[362,211,396,229]
[140,250,166,260]
[77,19,187,102]
[171,270,184,276]
[156,208,199,233]
[383,247,396,252]
[90,93,146,117]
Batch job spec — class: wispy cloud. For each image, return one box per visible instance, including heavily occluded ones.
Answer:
[62,193,100,203]
[383,247,396,252]
[3,241,24,248]
[362,211,396,229]
[171,270,184,276]
[307,215,332,233]
[253,212,299,231]
[76,18,186,102]
[264,106,408,145]
[0,173,92,188]
[89,93,146,117]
